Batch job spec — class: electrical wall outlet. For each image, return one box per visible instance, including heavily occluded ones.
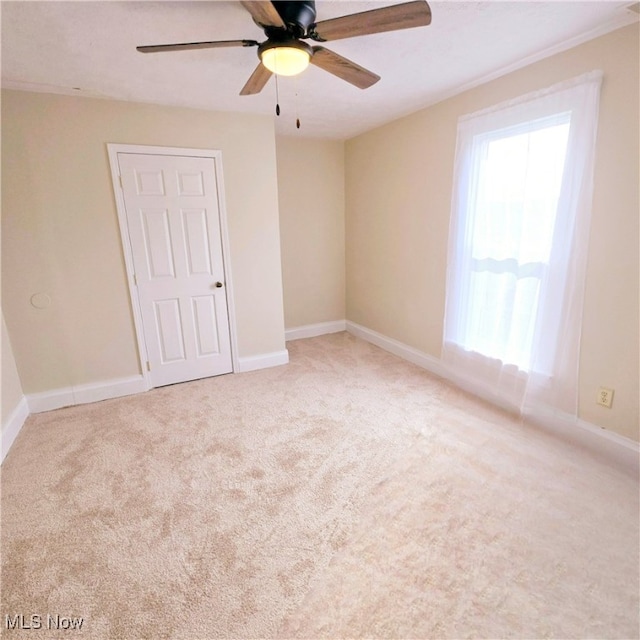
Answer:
[597,387,614,408]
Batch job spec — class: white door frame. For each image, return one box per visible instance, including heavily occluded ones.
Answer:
[107,143,240,389]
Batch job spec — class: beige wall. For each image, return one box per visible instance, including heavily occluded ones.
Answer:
[345,25,639,441]
[276,136,345,328]
[2,90,286,394]
[2,27,637,441]
[1,313,24,427]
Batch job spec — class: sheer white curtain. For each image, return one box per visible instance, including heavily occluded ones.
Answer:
[443,71,602,419]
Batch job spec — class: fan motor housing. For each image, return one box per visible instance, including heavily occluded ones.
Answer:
[272,1,316,37]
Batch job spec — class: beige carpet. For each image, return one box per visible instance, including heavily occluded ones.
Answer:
[1,332,638,639]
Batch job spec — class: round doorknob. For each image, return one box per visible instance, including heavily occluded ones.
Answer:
[215,281,223,288]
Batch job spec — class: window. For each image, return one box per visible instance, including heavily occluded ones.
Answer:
[457,114,570,372]
[443,73,602,416]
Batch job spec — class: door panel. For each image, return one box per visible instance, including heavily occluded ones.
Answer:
[135,169,165,196]
[154,298,186,363]
[117,153,233,387]
[182,209,213,275]
[192,295,221,356]
[141,209,176,278]
[177,172,205,196]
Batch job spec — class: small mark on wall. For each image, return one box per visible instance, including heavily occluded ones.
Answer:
[30,293,51,309]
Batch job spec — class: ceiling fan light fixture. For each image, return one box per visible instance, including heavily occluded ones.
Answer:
[259,41,312,76]
[137,0,433,95]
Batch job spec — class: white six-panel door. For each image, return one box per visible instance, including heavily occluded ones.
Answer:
[116,152,232,387]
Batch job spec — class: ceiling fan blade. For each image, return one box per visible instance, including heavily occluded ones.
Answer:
[240,1,285,28]
[137,39,258,53]
[311,47,380,90]
[240,63,273,95]
[313,0,431,42]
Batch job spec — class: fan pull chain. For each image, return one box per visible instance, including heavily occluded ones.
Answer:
[295,77,300,129]
[275,64,280,116]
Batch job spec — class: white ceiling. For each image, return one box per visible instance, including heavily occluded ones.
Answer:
[2,1,637,139]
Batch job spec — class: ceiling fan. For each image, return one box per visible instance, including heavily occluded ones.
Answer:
[137,0,432,95]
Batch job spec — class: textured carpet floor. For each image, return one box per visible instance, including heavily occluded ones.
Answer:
[1,332,638,639]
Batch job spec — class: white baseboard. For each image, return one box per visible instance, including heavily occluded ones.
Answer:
[237,349,289,373]
[526,405,639,474]
[27,375,149,414]
[346,320,639,473]
[346,320,449,377]
[17,349,291,416]
[346,319,511,408]
[1,396,29,464]
[346,319,513,407]
[332,320,518,415]
[4,354,289,460]
[285,320,347,342]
